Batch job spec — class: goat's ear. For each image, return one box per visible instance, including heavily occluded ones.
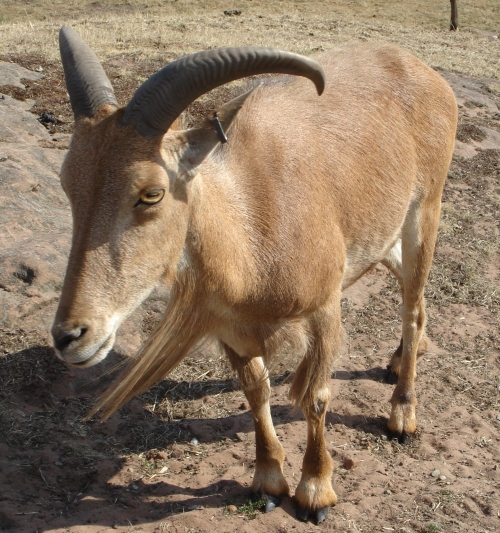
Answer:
[175,87,256,174]
[213,86,256,132]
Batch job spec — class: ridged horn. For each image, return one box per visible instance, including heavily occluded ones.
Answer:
[59,26,118,119]
[122,47,325,137]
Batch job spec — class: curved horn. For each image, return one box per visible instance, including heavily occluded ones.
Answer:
[59,26,118,119]
[122,47,325,137]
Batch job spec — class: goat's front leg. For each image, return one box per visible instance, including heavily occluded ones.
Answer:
[289,304,340,524]
[224,346,289,512]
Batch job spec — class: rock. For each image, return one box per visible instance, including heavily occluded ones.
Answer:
[496,414,500,421]
[171,448,184,459]
[227,504,237,513]
[0,61,43,89]
[155,451,168,460]
[439,475,447,481]
[431,469,441,477]
[187,504,202,511]
[224,10,242,16]
[190,437,199,446]
[343,457,356,469]
[232,452,242,460]
[239,402,248,410]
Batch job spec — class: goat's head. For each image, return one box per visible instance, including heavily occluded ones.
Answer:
[51,26,324,368]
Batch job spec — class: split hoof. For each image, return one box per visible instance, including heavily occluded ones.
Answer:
[385,366,398,385]
[264,494,281,513]
[296,505,330,524]
[250,491,281,513]
[387,430,412,445]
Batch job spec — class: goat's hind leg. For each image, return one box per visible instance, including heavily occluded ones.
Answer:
[387,198,441,444]
[224,346,289,512]
[382,239,430,384]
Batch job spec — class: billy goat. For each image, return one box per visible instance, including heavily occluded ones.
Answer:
[52,26,457,524]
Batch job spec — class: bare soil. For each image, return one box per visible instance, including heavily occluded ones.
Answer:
[1,17,500,533]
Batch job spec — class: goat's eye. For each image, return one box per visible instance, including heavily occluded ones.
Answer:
[134,188,165,207]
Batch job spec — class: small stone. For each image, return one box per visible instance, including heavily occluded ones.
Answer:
[112,525,119,530]
[187,504,202,511]
[385,489,392,495]
[387,481,394,488]
[431,469,441,477]
[159,466,168,474]
[190,437,199,446]
[227,504,237,513]
[34,66,44,72]
[171,449,184,459]
[343,457,356,469]
[239,402,248,410]
[131,484,138,490]
[155,451,168,460]
[496,414,500,421]
[439,475,447,481]
[232,452,242,460]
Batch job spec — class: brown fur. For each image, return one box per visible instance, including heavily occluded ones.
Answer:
[53,42,457,518]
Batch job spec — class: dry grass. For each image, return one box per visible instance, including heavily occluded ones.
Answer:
[0,0,499,79]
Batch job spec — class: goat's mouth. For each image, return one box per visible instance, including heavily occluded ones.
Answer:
[54,328,118,368]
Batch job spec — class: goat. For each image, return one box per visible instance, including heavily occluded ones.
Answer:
[52,26,457,524]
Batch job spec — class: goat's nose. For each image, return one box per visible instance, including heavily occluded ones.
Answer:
[53,327,87,352]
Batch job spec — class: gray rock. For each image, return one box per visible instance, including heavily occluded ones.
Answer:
[0,61,43,89]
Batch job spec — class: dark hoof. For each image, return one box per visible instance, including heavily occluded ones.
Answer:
[387,430,412,445]
[314,506,330,524]
[296,506,309,522]
[385,367,398,385]
[399,432,412,445]
[250,491,281,513]
[264,495,281,513]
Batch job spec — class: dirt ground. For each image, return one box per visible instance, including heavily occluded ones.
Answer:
[1,5,500,533]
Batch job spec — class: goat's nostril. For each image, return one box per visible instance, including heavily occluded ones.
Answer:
[54,327,87,352]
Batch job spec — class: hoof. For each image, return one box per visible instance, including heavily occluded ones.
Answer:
[264,494,281,513]
[296,506,309,522]
[296,505,330,524]
[315,506,330,524]
[250,491,281,513]
[387,430,412,445]
[385,366,398,385]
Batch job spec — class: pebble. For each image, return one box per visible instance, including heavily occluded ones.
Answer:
[232,452,242,460]
[239,402,248,410]
[187,504,202,511]
[439,475,447,481]
[155,451,168,460]
[343,457,356,470]
[431,469,441,477]
[384,489,392,495]
[190,438,199,446]
[55,461,63,466]
[171,448,184,459]
[227,505,237,513]
[112,525,119,530]
[496,414,500,421]
[131,484,138,490]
